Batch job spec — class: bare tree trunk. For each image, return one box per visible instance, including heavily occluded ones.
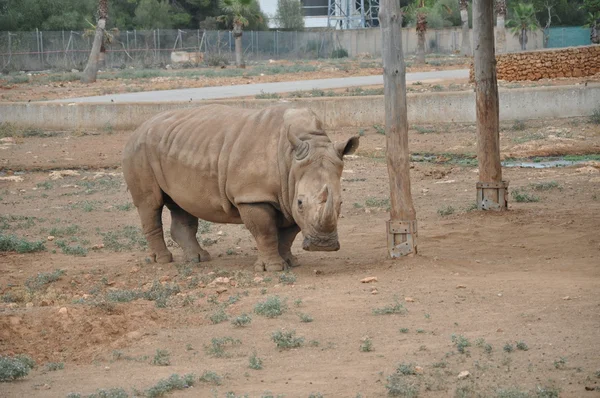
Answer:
[416,12,426,64]
[460,0,471,56]
[233,23,244,68]
[379,0,417,256]
[593,24,599,44]
[495,0,506,53]
[82,0,108,84]
[474,0,505,210]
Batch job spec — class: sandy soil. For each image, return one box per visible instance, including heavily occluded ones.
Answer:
[0,117,599,397]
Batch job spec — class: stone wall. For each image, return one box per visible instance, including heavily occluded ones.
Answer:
[469,45,600,82]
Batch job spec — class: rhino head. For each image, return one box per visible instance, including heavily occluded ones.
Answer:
[287,128,359,252]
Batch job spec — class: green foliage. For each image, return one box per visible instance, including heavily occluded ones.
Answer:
[67,388,129,398]
[279,272,296,285]
[516,341,529,351]
[152,349,171,366]
[298,313,313,323]
[530,181,560,191]
[199,370,222,385]
[254,295,287,318]
[271,329,304,349]
[0,355,35,381]
[145,374,195,398]
[44,362,64,371]
[0,234,45,253]
[204,337,241,357]
[25,269,65,291]
[56,240,88,257]
[451,334,471,354]
[437,205,455,216]
[372,299,407,315]
[275,0,304,30]
[100,226,147,252]
[331,48,349,58]
[385,372,419,397]
[504,343,514,352]
[255,91,280,99]
[360,337,373,352]
[512,189,540,203]
[210,308,230,324]
[396,363,417,375]
[507,3,540,49]
[231,313,252,327]
[249,352,264,369]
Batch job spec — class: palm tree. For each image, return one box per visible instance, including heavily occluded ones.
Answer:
[495,0,507,53]
[415,0,427,64]
[218,0,262,68]
[506,2,540,51]
[459,0,471,56]
[585,11,600,44]
[82,0,108,83]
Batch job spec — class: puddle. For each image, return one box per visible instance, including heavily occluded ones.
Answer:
[501,159,588,169]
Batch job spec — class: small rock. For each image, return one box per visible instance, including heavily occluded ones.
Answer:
[40,300,50,307]
[253,276,264,283]
[216,287,228,294]
[497,328,503,332]
[49,170,79,180]
[458,371,470,380]
[371,288,378,295]
[92,244,104,250]
[0,176,24,182]
[405,297,415,302]
[130,267,140,273]
[26,302,34,308]
[159,275,171,282]
[562,296,571,300]
[58,307,68,315]
[415,366,424,374]
[314,269,323,275]
[456,285,466,289]
[217,230,224,236]
[361,276,378,283]
[47,236,55,241]
[497,293,503,297]
[104,366,110,371]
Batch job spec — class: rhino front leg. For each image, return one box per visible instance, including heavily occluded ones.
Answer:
[238,203,287,272]
[166,200,211,263]
[278,225,301,268]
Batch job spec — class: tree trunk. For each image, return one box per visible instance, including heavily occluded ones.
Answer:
[460,0,471,56]
[379,0,417,257]
[416,13,427,64]
[474,0,504,210]
[233,23,244,68]
[82,0,108,84]
[495,0,506,53]
[591,24,599,44]
[521,28,528,50]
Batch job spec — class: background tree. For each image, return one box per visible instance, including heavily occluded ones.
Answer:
[459,0,471,55]
[495,0,507,53]
[585,11,600,42]
[275,0,305,30]
[217,0,264,68]
[82,0,108,83]
[506,2,540,50]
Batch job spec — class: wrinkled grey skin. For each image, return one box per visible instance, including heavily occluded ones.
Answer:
[122,104,359,271]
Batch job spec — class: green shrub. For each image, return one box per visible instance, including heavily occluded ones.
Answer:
[0,234,45,253]
[254,296,287,318]
[0,355,35,381]
[271,329,304,349]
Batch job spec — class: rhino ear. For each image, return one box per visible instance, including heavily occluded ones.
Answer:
[335,136,360,159]
[288,127,310,160]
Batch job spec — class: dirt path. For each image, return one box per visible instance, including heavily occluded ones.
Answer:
[0,117,599,397]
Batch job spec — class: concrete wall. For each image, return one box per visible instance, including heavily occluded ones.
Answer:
[336,27,544,57]
[1,84,597,131]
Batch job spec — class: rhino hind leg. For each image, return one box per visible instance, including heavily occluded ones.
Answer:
[238,203,287,272]
[136,201,173,264]
[278,225,301,268]
[165,198,211,263]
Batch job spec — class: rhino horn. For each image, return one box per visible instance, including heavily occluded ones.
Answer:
[320,185,337,232]
[287,127,310,160]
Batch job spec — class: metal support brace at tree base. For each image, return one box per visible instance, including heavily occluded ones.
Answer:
[476,181,509,211]
[386,220,418,257]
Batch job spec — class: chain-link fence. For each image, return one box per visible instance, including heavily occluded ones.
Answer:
[0,29,349,72]
[0,26,586,72]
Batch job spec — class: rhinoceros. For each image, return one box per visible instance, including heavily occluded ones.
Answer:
[122,104,359,271]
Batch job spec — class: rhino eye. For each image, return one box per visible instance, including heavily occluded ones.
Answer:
[297,199,303,209]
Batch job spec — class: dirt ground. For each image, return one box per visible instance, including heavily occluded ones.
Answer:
[0,56,472,103]
[0,117,599,397]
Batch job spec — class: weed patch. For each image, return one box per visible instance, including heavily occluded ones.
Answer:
[372,299,407,315]
[530,181,561,191]
[44,362,64,371]
[210,308,229,324]
[25,269,64,291]
[451,334,471,354]
[199,370,222,385]
[205,337,241,358]
[56,240,88,256]
[385,372,419,397]
[437,205,455,216]
[231,313,252,327]
[254,296,287,318]
[360,337,373,352]
[298,313,313,323]
[249,352,263,370]
[512,189,540,203]
[151,349,171,366]
[99,226,147,252]
[271,329,304,349]
[0,234,45,253]
[279,272,296,285]
[145,374,195,398]
[0,354,35,381]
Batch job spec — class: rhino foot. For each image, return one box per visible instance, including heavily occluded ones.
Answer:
[153,252,173,264]
[254,259,286,272]
[184,250,211,263]
[284,254,301,268]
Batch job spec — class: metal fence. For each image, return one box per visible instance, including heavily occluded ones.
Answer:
[0,29,344,72]
[546,27,591,48]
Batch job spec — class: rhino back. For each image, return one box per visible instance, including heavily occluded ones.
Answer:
[126,104,290,223]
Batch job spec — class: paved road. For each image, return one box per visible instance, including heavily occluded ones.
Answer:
[51,69,469,103]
